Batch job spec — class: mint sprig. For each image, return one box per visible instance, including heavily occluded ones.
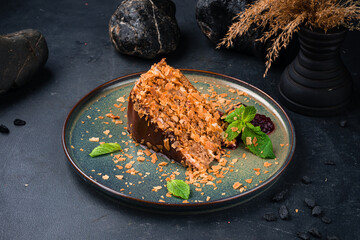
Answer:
[166,179,190,200]
[89,143,122,157]
[224,106,275,159]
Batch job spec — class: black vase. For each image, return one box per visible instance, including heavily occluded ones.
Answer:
[279,27,352,116]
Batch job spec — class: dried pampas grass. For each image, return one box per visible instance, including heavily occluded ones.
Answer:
[218,0,360,77]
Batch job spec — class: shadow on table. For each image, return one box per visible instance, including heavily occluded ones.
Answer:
[0,67,53,107]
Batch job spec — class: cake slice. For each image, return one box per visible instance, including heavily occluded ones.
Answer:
[127,59,224,170]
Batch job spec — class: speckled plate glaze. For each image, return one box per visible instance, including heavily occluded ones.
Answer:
[62,70,295,214]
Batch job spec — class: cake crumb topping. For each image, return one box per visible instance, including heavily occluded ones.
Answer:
[129,58,225,170]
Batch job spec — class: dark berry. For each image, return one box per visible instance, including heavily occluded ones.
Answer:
[297,232,310,240]
[321,216,332,224]
[339,120,347,127]
[251,114,275,134]
[14,119,26,126]
[263,212,277,221]
[326,235,339,240]
[301,176,312,184]
[279,205,289,220]
[0,124,10,133]
[308,227,322,238]
[272,189,288,202]
[304,198,316,208]
[312,206,322,216]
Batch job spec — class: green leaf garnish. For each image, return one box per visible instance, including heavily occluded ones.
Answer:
[224,105,245,123]
[242,106,256,123]
[241,123,276,159]
[166,179,190,200]
[225,120,244,141]
[89,143,122,157]
[224,105,275,159]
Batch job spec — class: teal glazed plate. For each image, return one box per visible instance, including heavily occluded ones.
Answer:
[62,70,296,214]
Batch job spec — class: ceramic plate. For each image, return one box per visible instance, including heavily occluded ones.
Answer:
[62,70,295,213]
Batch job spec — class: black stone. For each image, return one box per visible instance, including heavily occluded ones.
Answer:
[14,119,26,126]
[0,29,48,95]
[308,227,322,238]
[304,198,316,209]
[272,189,288,202]
[196,0,262,57]
[297,232,310,240]
[321,216,332,224]
[301,176,312,184]
[109,0,180,59]
[278,205,289,220]
[339,120,347,127]
[324,160,336,166]
[263,212,277,222]
[0,124,10,133]
[326,236,339,240]
[312,206,323,216]
[195,0,298,61]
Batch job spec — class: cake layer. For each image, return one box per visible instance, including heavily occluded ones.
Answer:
[127,59,224,170]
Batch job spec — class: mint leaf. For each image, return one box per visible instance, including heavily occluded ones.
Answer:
[241,123,275,159]
[225,120,243,141]
[166,179,190,200]
[223,104,276,159]
[242,106,256,123]
[224,105,245,123]
[89,143,122,157]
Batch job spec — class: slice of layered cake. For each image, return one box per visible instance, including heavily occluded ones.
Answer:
[127,59,224,170]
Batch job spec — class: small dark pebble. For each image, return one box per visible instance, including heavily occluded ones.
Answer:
[339,120,347,127]
[326,235,339,240]
[301,176,312,184]
[321,216,332,224]
[263,212,277,221]
[14,119,26,126]
[272,189,288,202]
[0,124,10,133]
[304,198,316,208]
[308,227,322,238]
[279,205,289,220]
[312,206,323,216]
[297,232,310,240]
[324,160,336,166]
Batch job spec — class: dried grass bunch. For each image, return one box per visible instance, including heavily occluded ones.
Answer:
[218,0,360,77]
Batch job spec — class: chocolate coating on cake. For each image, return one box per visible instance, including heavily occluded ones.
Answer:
[127,95,185,164]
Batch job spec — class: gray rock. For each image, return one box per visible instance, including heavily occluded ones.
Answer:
[0,29,48,95]
[109,0,180,59]
[312,206,323,216]
[279,205,289,220]
[308,227,322,238]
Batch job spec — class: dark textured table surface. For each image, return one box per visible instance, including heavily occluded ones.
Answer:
[1,1,359,239]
